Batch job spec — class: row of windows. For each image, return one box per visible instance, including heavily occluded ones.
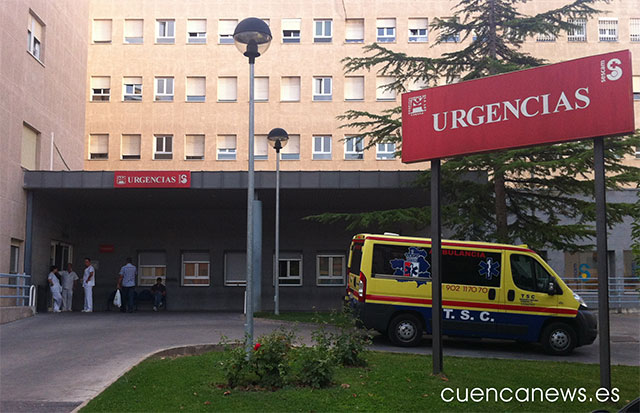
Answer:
[137,251,346,287]
[92,16,640,46]
[90,75,403,103]
[89,134,395,161]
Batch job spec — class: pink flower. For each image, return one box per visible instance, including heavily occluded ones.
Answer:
[254,343,261,351]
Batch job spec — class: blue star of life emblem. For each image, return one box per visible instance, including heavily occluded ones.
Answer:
[478,257,500,280]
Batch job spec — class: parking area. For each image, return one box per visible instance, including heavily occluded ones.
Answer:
[0,311,637,413]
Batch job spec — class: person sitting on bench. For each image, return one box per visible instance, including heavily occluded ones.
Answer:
[150,277,166,311]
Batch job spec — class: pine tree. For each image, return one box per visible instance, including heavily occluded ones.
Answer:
[310,0,640,252]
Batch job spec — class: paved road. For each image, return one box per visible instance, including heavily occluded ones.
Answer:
[0,311,637,413]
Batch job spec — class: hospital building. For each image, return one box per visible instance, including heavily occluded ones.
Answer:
[1,0,639,319]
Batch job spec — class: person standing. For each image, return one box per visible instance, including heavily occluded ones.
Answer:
[82,257,95,312]
[117,257,137,313]
[60,263,79,311]
[47,265,63,313]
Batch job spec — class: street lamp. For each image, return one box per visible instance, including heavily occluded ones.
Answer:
[234,18,272,353]
[267,128,289,316]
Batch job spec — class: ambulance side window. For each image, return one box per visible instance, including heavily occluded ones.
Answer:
[510,254,552,293]
[349,244,362,275]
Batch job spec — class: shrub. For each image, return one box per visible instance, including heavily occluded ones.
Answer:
[292,346,335,389]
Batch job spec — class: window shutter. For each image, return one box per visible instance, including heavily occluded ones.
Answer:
[186,135,205,157]
[218,77,237,100]
[218,19,237,35]
[282,18,301,31]
[122,134,141,156]
[255,77,269,100]
[254,135,268,156]
[408,18,428,30]
[281,77,300,101]
[30,15,43,39]
[21,124,38,170]
[183,252,209,262]
[345,19,364,39]
[187,77,206,96]
[187,19,207,33]
[124,19,143,37]
[90,134,109,154]
[123,76,142,85]
[376,18,395,28]
[376,76,396,100]
[139,252,166,266]
[91,76,110,89]
[344,76,364,100]
[217,135,236,150]
[282,134,300,154]
[92,19,112,42]
[633,76,640,93]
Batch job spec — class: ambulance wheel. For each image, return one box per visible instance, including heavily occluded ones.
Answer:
[541,322,576,355]
[388,314,422,347]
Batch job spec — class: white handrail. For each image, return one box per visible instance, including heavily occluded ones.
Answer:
[29,284,37,312]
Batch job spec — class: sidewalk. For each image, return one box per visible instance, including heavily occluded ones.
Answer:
[0,311,637,413]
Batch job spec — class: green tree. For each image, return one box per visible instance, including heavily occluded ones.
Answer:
[310,0,640,252]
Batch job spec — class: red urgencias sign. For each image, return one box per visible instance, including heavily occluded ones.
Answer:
[114,171,191,188]
[401,50,635,163]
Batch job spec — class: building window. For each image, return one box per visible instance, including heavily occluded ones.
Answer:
[155,77,174,101]
[185,134,205,160]
[224,252,246,286]
[376,142,396,160]
[281,76,301,101]
[10,243,21,274]
[407,77,429,91]
[27,13,44,61]
[217,77,237,102]
[376,18,396,42]
[277,253,303,286]
[282,18,301,43]
[314,19,332,42]
[344,76,364,101]
[255,134,269,160]
[124,19,143,44]
[92,19,112,43]
[187,19,207,43]
[218,19,237,44]
[631,18,640,42]
[138,252,166,286]
[442,17,461,42]
[91,76,110,101]
[633,76,640,101]
[281,134,300,160]
[121,134,141,160]
[313,135,332,160]
[89,134,109,160]
[154,135,173,160]
[345,19,364,43]
[255,77,269,101]
[123,76,142,101]
[598,18,618,42]
[317,255,345,286]
[217,135,236,160]
[186,77,206,102]
[567,18,587,42]
[21,124,39,170]
[182,252,210,286]
[536,32,556,42]
[408,18,428,42]
[376,76,396,101]
[345,136,364,160]
[313,76,332,101]
[156,19,175,43]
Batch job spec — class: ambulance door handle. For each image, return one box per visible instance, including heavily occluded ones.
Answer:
[507,289,515,302]
[488,289,496,300]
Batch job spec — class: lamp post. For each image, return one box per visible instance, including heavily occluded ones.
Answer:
[234,18,272,353]
[267,128,289,315]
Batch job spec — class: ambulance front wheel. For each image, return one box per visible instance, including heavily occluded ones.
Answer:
[541,322,576,355]
[388,314,423,347]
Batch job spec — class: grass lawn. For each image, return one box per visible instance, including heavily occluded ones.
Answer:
[82,351,638,412]
[254,311,335,324]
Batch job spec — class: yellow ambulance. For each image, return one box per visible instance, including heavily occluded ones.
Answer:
[346,233,597,355]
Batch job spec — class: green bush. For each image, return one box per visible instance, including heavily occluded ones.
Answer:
[292,346,335,388]
[312,307,372,367]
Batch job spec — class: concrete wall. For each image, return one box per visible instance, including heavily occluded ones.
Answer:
[0,0,89,275]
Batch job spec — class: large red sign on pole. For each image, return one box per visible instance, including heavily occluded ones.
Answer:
[401,50,634,163]
[113,171,191,188]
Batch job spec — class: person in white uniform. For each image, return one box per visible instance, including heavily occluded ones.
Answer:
[47,266,63,313]
[82,257,95,312]
[60,263,79,311]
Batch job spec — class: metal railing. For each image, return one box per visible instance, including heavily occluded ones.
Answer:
[561,275,640,310]
[0,273,36,310]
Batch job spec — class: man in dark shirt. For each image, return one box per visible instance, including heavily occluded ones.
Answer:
[150,277,166,311]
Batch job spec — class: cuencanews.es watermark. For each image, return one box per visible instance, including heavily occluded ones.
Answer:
[441,386,620,403]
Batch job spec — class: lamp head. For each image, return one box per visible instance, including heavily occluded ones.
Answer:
[267,128,289,152]
[234,18,272,61]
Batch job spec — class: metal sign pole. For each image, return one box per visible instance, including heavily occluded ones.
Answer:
[431,158,443,374]
[594,137,611,390]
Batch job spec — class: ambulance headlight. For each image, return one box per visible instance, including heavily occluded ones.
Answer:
[573,292,587,308]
